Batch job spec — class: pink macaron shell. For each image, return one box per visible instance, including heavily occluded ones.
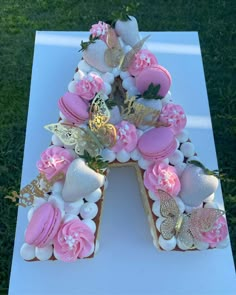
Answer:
[58,92,89,124]
[25,203,54,247]
[135,65,171,97]
[38,206,62,248]
[138,127,177,161]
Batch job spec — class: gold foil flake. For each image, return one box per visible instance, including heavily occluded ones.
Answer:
[158,190,225,249]
[5,173,64,207]
[45,93,116,157]
[121,95,160,127]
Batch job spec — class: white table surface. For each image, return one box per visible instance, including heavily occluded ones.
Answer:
[9,31,236,295]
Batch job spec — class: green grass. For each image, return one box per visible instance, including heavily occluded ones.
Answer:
[0,0,235,292]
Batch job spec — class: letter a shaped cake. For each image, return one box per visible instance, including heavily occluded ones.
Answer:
[7,15,229,262]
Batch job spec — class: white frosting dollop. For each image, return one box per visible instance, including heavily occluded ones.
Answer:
[177,238,192,250]
[51,134,63,147]
[148,190,158,201]
[161,91,172,105]
[127,86,139,96]
[159,235,176,251]
[152,199,161,217]
[194,239,209,250]
[82,219,97,233]
[112,67,121,77]
[104,82,112,95]
[156,217,165,231]
[122,77,135,90]
[116,149,131,163]
[78,60,91,72]
[102,72,114,84]
[169,150,184,165]
[174,162,186,177]
[120,71,131,80]
[74,69,85,81]
[130,148,141,161]
[80,202,98,219]
[176,130,189,143]
[85,188,102,202]
[180,142,195,158]
[161,158,169,165]
[20,243,35,260]
[64,198,84,215]
[101,148,116,163]
[35,245,53,261]
[68,80,77,93]
[52,181,64,194]
[84,243,95,258]
[138,157,153,170]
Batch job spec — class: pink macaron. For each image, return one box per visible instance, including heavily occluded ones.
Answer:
[25,203,61,248]
[138,127,177,162]
[58,92,89,124]
[135,65,171,98]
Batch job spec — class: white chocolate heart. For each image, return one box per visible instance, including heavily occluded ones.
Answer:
[115,16,140,47]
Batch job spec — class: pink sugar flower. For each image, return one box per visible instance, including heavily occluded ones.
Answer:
[54,218,95,262]
[128,49,158,76]
[75,73,105,101]
[144,162,181,197]
[112,121,138,153]
[200,216,228,248]
[37,146,74,181]
[89,21,109,42]
[159,103,187,135]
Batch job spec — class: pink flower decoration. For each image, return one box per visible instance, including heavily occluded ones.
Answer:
[76,73,105,101]
[144,162,181,197]
[159,103,187,135]
[54,218,95,262]
[90,21,109,42]
[200,216,228,248]
[37,147,74,181]
[112,121,138,153]
[128,49,158,76]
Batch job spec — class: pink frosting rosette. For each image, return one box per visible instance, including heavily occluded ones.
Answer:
[200,216,228,248]
[128,49,158,76]
[37,146,74,181]
[159,103,187,135]
[89,21,109,42]
[144,162,181,197]
[75,73,105,101]
[54,218,95,262]
[112,120,138,153]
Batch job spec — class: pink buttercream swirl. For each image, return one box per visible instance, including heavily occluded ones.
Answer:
[37,146,74,181]
[89,21,109,42]
[144,162,181,197]
[112,121,138,152]
[75,73,105,101]
[54,218,95,262]
[200,216,228,248]
[159,103,187,135]
[128,49,158,76]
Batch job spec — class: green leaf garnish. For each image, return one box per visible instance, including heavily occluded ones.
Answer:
[111,3,140,24]
[105,99,118,110]
[138,83,164,100]
[80,150,108,174]
[79,35,99,52]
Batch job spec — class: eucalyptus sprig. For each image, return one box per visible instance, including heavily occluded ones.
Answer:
[137,83,163,100]
[79,35,99,52]
[188,160,226,180]
[80,150,108,174]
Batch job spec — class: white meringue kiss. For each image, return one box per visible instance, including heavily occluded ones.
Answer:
[35,245,53,261]
[80,202,98,219]
[20,243,35,260]
[85,188,102,202]
[159,235,176,251]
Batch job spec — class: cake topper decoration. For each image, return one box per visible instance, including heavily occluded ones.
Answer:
[5,173,64,207]
[45,92,117,157]
[158,190,225,248]
[121,94,160,127]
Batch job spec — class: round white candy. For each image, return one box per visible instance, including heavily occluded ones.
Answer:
[68,80,77,93]
[78,60,91,72]
[102,72,114,84]
[52,181,64,194]
[127,86,139,96]
[175,197,185,213]
[152,199,161,217]
[35,245,53,261]
[175,138,180,149]
[169,150,184,165]
[80,202,98,219]
[156,217,165,231]
[27,207,35,222]
[130,148,141,161]
[120,71,131,80]
[104,83,112,95]
[51,134,63,147]
[64,199,84,215]
[84,243,95,258]
[161,158,169,165]
[20,243,35,260]
[194,239,209,250]
[204,201,219,209]
[73,70,84,81]
[112,67,121,77]
[177,238,191,250]
[180,142,195,158]
[85,188,102,202]
[174,162,186,177]
[116,149,130,163]
[148,190,158,201]
[82,219,97,233]
[204,193,215,203]
[101,148,116,163]
[161,91,172,105]
[176,130,189,143]
[138,157,153,170]
[122,77,135,90]
[159,235,176,251]
[89,70,102,77]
